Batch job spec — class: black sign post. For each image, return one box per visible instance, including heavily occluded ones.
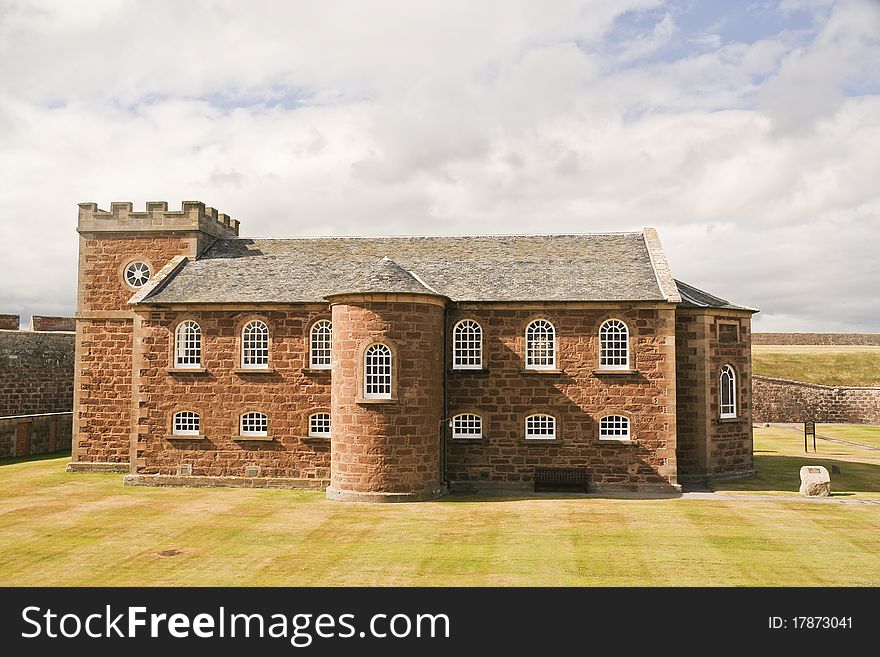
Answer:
[804,420,816,452]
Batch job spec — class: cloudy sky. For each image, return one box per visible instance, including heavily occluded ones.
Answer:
[1,0,878,330]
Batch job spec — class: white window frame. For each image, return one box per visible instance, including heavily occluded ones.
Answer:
[452,320,483,370]
[310,319,332,370]
[599,319,630,370]
[124,261,152,289]
[241,320,270,369]
[720,365,737,419]
[599,415,631,441]
[174,320,202,369]
[525,320,556,370]
[525,414,556,440]
[364,343,393,400]
[172,411,200,436]
[452,413,483,439]
[240,412,269,437]
[308,412,331,438]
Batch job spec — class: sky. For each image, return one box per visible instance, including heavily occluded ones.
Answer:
[0,0,878,331]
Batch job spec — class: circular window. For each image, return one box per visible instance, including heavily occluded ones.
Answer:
[124,261,152,288]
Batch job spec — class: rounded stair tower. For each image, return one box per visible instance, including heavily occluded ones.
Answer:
[326,257,447,502]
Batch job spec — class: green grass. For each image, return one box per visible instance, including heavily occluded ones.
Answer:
[2,431,880,587]
[712,425,880,499]
[817,424,880,449]
[752,344,880,386]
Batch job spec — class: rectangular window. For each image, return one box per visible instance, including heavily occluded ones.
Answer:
[718,323,739,344]
[309,413,331,437]
[172,412,200,436]
[452,414,482,439]
[525,415,556,440]
[599,415,630,440]
[240,413,268,437]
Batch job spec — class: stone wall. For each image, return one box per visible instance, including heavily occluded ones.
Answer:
[328,297,445,501]
[30,316,76,332]
[0,329,75,418]
[132,308,331,483]
[0,413,72,459]
[446,303,678,492]
[753,376,880,424]
[753,333,880,346]
[676,309,754,481]
[0,314,20,330]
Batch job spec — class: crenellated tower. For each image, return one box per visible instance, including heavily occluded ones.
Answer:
[69,201,239,472]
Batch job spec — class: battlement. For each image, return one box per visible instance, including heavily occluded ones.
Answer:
[77,201,240,238]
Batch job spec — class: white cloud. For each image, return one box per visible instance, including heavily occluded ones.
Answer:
[0,0,877,331]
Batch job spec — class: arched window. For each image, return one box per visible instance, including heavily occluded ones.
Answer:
[174,321,202,368]
[525,414,556,440]
[240,412,269,437]
[599,415,630,441]
[720,365,737,419]
[452,413,482,439]
[599,319,630,370]
[241,320,269,369]
[453,320,482,370]
[364,343,392,399]
[172,411,200,436]
[310,320,332,369]
[309,412,331,437]
[525,320,556,370]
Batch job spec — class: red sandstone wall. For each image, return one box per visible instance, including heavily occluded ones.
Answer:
[74,320,133,463]
[134,309,331,481]
[753,376,880,423]
[675,309,753,480]
[330,300,444,497]
[445,305,678,490]
[706,313,753,476]
[73,233,204,465]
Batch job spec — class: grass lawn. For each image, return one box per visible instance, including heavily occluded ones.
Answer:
[1,430,879,587]
[817,424,880,450]
[752,344,880,386]
[712,424,880,499]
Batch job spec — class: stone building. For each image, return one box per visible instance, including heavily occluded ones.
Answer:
[69,201,757,500]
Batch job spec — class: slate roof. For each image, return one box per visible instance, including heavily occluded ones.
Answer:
[139,232,678,304]
[327,256,441,297]
[675,279,757,312]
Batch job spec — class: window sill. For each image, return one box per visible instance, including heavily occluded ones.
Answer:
[232,435,274,442]
[719,416,741,423]
[303,434,331,442]
[448,368,489,375]
[233,367,275,374]
[356,398,398,405]
[592,369,638,375]
[302,367,332,375]
[165,434,207,441]
[598,438,637,445]
[522,437,561,445]
[166,367,208,374]
[521,369,564,375]
[451,437,485,444]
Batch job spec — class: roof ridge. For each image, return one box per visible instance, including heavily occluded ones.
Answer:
[211,231,646,241]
